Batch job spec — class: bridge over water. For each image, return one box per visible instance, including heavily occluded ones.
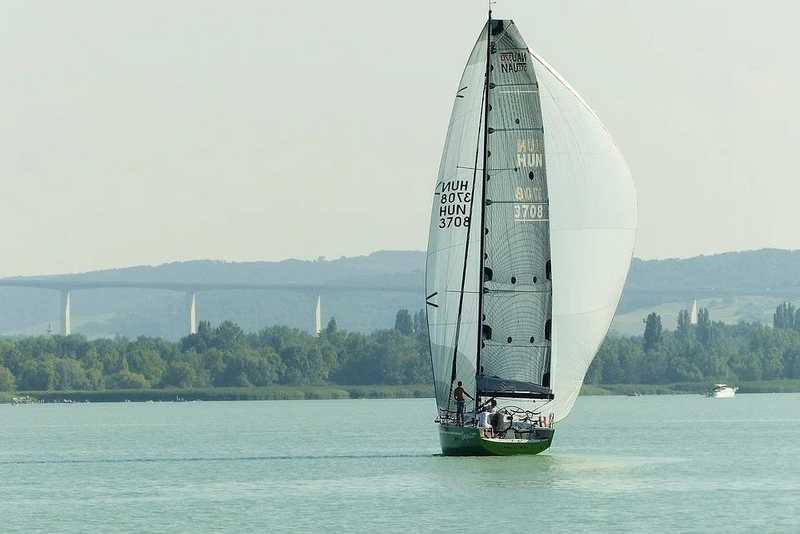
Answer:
[0,279,418,336]
[5,275,784,338]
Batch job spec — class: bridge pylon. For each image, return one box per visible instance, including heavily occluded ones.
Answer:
[186,291,197,335]
[61,289,71,336]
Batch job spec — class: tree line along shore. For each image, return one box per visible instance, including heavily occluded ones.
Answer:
[3,304,800,402]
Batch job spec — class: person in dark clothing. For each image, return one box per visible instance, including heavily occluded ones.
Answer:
[453,380,473,426]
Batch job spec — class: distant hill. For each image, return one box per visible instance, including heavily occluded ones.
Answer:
[3,248,800,339]
[615,248,800,334]
[623,249,800,303]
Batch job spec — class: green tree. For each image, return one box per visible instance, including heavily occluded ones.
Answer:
[97,345,127,375]
[325,317,338,336]
[54,334,90,359]
[162,361,202,388]
[86,366,105,390]
[413,309,427,338]
[18,357,56,390]
[394,309,413,336]
[676,309,692,338]
[0,366,16,392]
[111,370,149,389]
[212,321,245,352]
[219,349,282,387]
[181,320,213,353]
[774,302,796,329]
[279,344,323,385]
[783,349,800,378]
[54,359,90,390]
[202,348,227,386]
[643,312,663,352]
[127,348,166,385]
[696,308,713,346]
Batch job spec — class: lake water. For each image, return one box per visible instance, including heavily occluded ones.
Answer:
[1,394,799,533]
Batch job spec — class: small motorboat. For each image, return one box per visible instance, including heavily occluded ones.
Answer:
[708,384,738,398]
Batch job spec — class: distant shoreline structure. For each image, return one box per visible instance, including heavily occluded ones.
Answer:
[4,247,800,339]
[4,380,800,404]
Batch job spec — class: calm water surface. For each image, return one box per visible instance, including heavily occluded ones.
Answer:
[1,394,799,533]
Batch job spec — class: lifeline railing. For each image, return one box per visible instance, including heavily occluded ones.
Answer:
[435,406,555,430]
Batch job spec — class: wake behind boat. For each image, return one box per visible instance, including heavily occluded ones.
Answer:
[425,9,636,456]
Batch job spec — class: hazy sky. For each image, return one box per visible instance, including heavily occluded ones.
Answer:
[3,0,799,277]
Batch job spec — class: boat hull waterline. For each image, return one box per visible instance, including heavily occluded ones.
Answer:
[438,424,554,456]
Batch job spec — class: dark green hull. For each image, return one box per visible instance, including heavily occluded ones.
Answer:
[438,424,553,456]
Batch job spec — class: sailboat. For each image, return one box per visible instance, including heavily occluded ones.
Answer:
[425,9,636,456]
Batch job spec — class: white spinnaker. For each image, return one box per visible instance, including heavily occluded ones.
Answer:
[531,50,637,422]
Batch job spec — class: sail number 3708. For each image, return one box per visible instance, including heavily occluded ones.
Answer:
[513,203,547,221]
[438,181,471,229]
[439,215,470,228]
[513,185,548,222]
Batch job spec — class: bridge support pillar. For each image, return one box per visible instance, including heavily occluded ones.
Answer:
[186,291,197,335]
[61,289,71,336]
[315,295,322,336]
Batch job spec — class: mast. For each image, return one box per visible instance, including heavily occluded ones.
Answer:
[474,6,493,407]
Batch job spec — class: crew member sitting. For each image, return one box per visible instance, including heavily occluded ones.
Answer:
[476,399,498,437]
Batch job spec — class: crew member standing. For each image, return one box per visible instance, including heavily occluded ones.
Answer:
[453,380,473,426]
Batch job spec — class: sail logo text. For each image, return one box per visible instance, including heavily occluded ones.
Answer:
[437,179,471,229]
[499,51,527,73]
[517,138,543,168]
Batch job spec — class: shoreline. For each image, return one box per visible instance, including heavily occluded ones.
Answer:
[580,379,800,396]
[0,385,434,404]
[3,379,800,403]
